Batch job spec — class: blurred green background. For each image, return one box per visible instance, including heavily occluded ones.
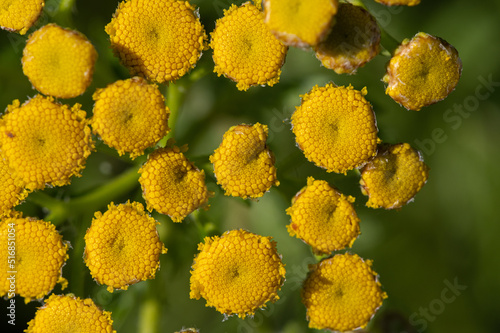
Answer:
[1,0,499,332]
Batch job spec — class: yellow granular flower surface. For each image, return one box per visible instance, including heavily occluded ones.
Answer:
[315,2,380,74]
[210,123,279,199]
[25,294,116,333]
[139,146,210,222]
[286,177,360,254]
[106,0,207,83]
[384,32,462,111]
[0,0,44,35]
[302,253,387,331]
[375,0,420,6]
[22,23,97,98]
[263,0,338,48]
[0,95,94,191]
[360,143,429,209]
[0,155,29,216]
[190,229,286,318]
[91,77,170,159]
[291,84,379,174]
[84,201,167,292]
[0,214,68,303]
[210,2,287,91]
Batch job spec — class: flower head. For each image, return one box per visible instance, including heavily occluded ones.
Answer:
[315,2,380,74]
[25,294,115,333]
[302,253,387,331]
[84,201,167,292]
[210,123,279,199]
[22,23,97,98]
[190,229,286,318]
[210,2,287,91]
[106,0,207,83]
[0,0,44,35]
[0,213,68,303]
[286,177,360,254]
[263,0,338,48]
[0,155,29,216]
[383,32,462,111]
[374,0,420,6]
[291,83,379,174]
[91,77,170,159]
[360,143,429,209]
[0,95,94,191]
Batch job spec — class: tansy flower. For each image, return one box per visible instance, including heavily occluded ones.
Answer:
[175,329,199,333]
[139,146,210,222]
[210,123,279,199]
[374,0,420,6]
[0,213,68,303]
[360,143,429,209]
[0,95,94,191]
[315,2,380,74]
[263,0,338,48]
[383,32,462,111]
[106,0,207,83]
[25,294,115,332]
[302,253,387,331]
[286,177,360,254]
[291,83,379,174]
[210,2,287,91]
[190,229,286,318]
[0,0,44,35]
[22,23,97,99]
[0,154,29,216]
[91,77,170,159]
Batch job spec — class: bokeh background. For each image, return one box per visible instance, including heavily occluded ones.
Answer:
[1,0,499,332]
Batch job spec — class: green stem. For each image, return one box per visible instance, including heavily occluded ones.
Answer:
[379,26,402,56]
[53,0,76,28]
[139,298,160,333]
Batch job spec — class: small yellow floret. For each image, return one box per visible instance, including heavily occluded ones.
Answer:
[0,155,29,216]
[210,123,279,199]
[0,0,44,35]
[291,83,379,174]
[25,294,116,333]
[374,0,420,6]
[210,2,287,91]
[190,229,286,318]
[360,143,430,209]
[384,32,462,111]
[22,23,97,98]
[302,253,387,331]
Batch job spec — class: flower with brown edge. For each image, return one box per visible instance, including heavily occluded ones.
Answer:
[190,229,286,319]
[106,0,207,83]
[286,177,360,254]
[0,0,44,35]
[375,0,420,6]
[210,123,279,199]
[0,154,29,216]
[360,143,430,209]
[22,23,97,99]
[25,294,116,333]
[384,32,462,111]
[0,212,68,303]
[302,253,387,331]
[175,329,199,333]
[315,2,380,74]
[91,77,170,159]
[291,83,379,174]
[210,2,288,91]
[263,0,338,48]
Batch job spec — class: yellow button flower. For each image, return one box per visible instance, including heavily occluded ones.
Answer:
[91,77,170,159]
[0,0,44,35]
[190,229,286,318]
[0,213,68,303]
[25,294,116,333]
[210,123,279,199]
[84,201,167,293]
[0,95,94,191]
[22,23,97,98]
[139,146,210,222]
[315,2,380,74]
[210,2,287,91]
[383,32,462,111]
[360,143,429,209]
[263,0,338,48]
[0,155,29,216]
[106,0,207,83]
[302,253,387,331]
[291,83,379,174]
[286,177,360,254]
[375,0,420,6]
